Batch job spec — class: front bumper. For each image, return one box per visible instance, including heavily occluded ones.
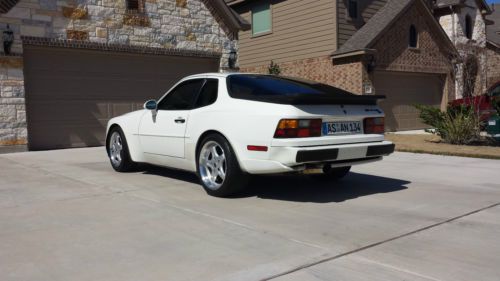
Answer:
[240,141,395,174]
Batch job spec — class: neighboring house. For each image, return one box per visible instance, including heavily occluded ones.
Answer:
[228,0,458,131]
[433,0,493,98]
[0,0,248,150]
[486,4,500,88]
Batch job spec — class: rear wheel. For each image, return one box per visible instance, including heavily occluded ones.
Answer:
[311,166,351,181]
[107,127,136,172]
[197,134,248,197]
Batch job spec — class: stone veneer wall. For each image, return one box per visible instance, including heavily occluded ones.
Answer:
[486,44,500,88]
[0,0,237,146]
[438,0,488,98]
[240,56,365,95]
[0,55,24,145]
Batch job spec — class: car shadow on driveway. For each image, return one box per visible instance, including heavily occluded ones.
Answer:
[239,172,410,203]
[141,164,200,184]
[141,165,410,203]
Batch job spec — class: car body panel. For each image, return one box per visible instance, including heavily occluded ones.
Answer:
[106,73,394,175]
[138,109,189,159]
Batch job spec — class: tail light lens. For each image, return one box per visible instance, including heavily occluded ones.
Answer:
[364,117,385,134]
[274,119,322,138]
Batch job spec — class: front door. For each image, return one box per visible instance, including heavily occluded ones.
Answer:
[139,79,204,158]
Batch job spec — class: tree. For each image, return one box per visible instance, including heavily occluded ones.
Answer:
[453,42,486,98]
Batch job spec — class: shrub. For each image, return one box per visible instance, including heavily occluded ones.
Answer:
[268,60,281,75]
[415,104,480,145]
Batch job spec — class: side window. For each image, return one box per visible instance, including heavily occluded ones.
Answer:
[127,0,139,10]
[409,25,418,48]
[252,2,271,36]
[158,79,204,110]
[126,0,145,12]
[347,0,358,20]
[465,14,473,40]
[194,79,218,108]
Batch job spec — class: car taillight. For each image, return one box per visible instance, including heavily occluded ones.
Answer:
[274,119,322,138]
[364,117,385,134]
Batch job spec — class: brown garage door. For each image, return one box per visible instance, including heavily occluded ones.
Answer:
[24,46,219,150]
[374,71,445,131]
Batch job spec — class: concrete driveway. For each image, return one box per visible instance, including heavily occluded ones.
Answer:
[0,148,499,281]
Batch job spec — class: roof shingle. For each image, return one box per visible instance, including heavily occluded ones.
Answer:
[487,6,500,47]
[333,0,413,56]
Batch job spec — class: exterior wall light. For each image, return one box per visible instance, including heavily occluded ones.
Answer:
[228,48,237,69]
[367,55,376,73]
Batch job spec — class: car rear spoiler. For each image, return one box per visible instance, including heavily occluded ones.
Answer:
[238,94,387,106]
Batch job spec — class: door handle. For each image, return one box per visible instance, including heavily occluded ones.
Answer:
[174,117,185,124]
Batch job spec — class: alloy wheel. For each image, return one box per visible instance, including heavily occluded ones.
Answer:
[199,141,227,190]
[109,131,123,167]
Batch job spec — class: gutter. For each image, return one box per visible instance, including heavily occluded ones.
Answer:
[331,49,376,60]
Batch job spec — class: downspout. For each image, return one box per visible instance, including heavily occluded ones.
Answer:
[450,5,458,99]
[450,5,455,45]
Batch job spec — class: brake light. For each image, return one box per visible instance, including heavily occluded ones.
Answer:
[274,119,322,138]
[364,117,385,134]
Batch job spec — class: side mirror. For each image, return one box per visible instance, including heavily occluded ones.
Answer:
[144,100,157,110]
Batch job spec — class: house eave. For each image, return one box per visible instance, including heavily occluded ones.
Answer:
[487,40,500,49]
[331,49,376,60]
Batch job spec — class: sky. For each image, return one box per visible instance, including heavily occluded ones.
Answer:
[487,0,500,4]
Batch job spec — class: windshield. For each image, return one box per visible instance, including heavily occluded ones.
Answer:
[227,74,355,98]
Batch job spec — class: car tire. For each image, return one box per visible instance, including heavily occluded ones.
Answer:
[311,166,351,181]
[107,127,137,172]
[197,134,248,197]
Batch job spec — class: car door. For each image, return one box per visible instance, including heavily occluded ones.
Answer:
[139,79,204,158]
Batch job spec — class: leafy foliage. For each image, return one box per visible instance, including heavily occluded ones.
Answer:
[415,104,481,145]
[268,60,281,75]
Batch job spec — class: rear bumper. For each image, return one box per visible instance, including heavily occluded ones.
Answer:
[240,141,394,174]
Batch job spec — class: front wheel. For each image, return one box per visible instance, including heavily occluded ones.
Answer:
[197,134,248,197]
[107,127,136,172]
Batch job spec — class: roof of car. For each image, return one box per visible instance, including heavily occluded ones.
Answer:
[184,72,260,79]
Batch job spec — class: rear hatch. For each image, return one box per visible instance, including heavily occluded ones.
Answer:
[227,74,386,146]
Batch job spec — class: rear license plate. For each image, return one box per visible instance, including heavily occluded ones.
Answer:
[322,121,362,135]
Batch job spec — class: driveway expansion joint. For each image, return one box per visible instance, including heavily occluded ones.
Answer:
[261,202,500,281]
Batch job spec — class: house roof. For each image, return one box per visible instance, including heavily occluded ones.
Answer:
[0,0,19,14]
[434,0,492,14]
[205,0,250,32]
[486,5,500,47]
[225,0,246,6]
[332,0,457,58]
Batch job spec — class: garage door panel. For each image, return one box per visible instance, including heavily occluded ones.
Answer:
[24,46,219,150]
[375,71,444,131]
[28,124,105,149]
[26,101,112,120]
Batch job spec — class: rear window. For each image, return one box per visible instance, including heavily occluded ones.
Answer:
[227,74,354,99]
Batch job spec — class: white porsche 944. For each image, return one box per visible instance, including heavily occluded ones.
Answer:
[106,73,394,197]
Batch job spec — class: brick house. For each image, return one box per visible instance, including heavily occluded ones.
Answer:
[486,4,500,89]
[227,0,458,131]
[433,0,493,98]
[0,0,249,150]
